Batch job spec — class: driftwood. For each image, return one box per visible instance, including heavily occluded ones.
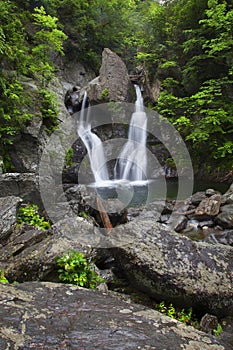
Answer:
[96,196,112,233]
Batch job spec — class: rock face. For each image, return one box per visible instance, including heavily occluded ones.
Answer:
[0,196,22,241]
[0,217,94,283]
[0,282,227,350]
[110,218,233,317]
[86,48,133,104]
[0,173,41,206]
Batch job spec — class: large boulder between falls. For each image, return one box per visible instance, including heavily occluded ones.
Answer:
[109,218,233,317]
[86,48,133,103]
[0,282,227,350]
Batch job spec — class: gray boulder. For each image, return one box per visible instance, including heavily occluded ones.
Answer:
[0,196,22,241]
[0,217,95,282]
[0,173,41,207]
[86,48,133,104]
[0,281,227,349]
[109,218,233,317]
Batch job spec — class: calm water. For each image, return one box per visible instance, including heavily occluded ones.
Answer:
[90,178,229,208]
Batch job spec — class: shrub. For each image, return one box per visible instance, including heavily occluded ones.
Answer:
[56,250,104,289]
[17,204,50,230]
[0,269,9,283]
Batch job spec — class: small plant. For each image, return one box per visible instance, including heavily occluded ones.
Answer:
[157,301,193,325]
[65,147,74,166]
[0,269,9,283]
[213,323,223,337]
[17,204,51,230]
[56,250,104,289]
[78,211,89,219]
[101,88,109,99]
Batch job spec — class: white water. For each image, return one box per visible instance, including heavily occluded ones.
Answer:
[78,85,147,184]
[77,92,110,182]
[114,85,147,181]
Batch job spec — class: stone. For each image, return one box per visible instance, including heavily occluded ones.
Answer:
[64,86,81,114]
[0,196,22,242]
[200,314,219,333]
[108,218,233,317]
[0,173,41,207]
[206,188,221,197]
[0,217,95,283]
[195,194,222,217]
[190,191,207,206]
[216,212,233,229]
[0,281,228,349]
[222,183,233,204]
[86,48,133,104]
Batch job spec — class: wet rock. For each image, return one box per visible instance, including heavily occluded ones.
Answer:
[171,214,188,232]
[190,191,207,206]
[86,48,133,104]
[206,188,221,197]
[205,231,233,246]
[64,86,81,114]
[0,196,22,242]
[200,314,219,333]
[195,194,222,217]
[109,218,233,317]
[222,183,233,204]
[216,204,233,229]
[0,281,227,350]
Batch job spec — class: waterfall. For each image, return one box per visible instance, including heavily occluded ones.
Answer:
[114,85,147,181]
[77,92,110,182]
[78,85,147,184]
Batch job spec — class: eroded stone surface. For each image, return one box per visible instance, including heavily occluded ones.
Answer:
[0,196,22,241]
[110,218,233,317]
[0,282,227,350]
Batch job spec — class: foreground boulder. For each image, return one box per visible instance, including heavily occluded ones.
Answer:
[109,218,233,317]
[0,282,227,349]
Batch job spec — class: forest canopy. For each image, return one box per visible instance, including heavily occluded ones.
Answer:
[0,0,232,177]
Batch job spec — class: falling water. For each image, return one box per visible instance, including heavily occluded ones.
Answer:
[77,92,109,182]
[78,85,147,184]
[114,85,147,181]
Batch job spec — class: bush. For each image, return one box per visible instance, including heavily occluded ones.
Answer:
[56,250,104,289]
[17,204,51,230]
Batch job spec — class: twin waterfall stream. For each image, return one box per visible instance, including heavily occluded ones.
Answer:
[77,85,147,186]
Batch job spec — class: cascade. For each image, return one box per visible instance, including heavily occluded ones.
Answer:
[77,92,110,182]
[114,85,147,181]
[77,85,147,184]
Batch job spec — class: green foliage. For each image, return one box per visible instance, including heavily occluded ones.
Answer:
[2,153,15,173]
[17,204,51,230]
[157,301,193,325]
[78,211,89,219]
[213,323,223,337]
[101,88,109,99]
[39,88,59,131]
[0,269,9,283]
[0,1,67,155]
[56,250,104,289]
[31,6,67,86]
[65,147,74,166]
